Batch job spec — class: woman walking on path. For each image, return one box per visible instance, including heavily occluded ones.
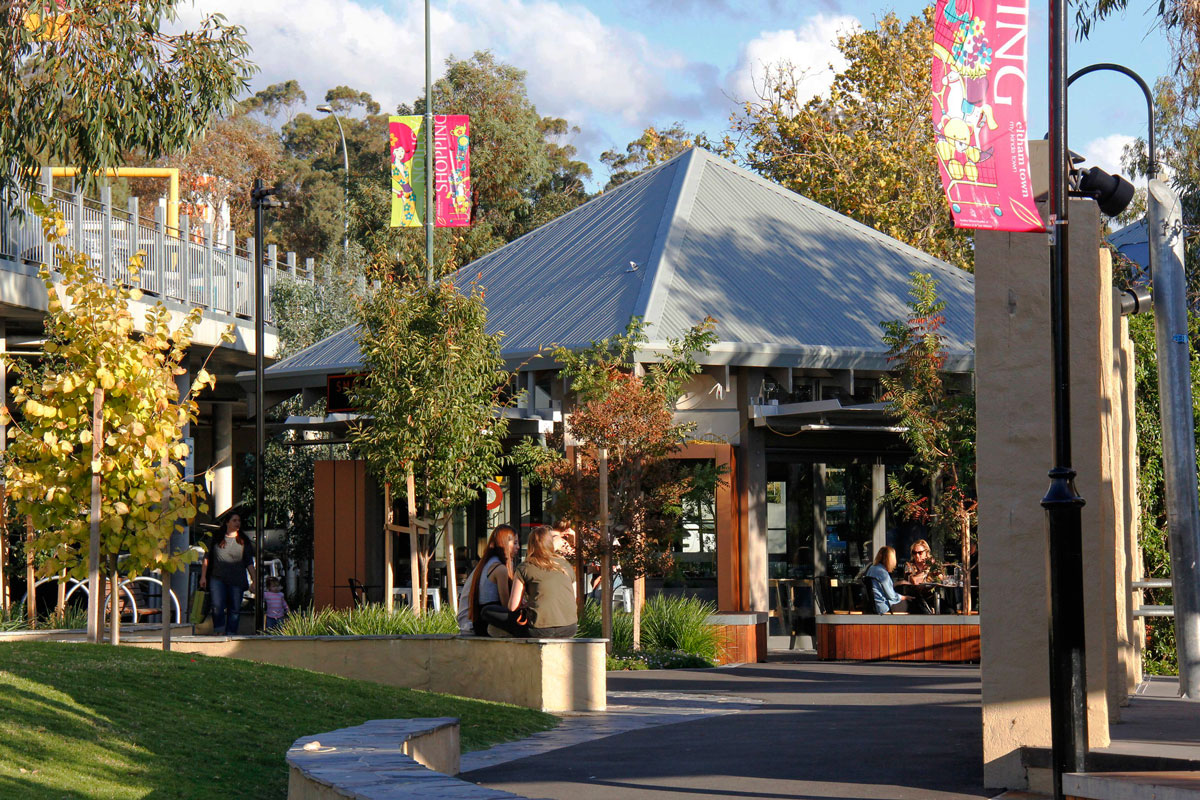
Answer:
[508,525,577,638]
[200,513,256,635]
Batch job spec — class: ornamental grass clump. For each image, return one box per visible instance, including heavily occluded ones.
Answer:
[641,594,721,662]
[576,599,633,650]
[0,603,90,632]
[272,604,458,636]
[578,595,720,665]
[0,604,28,632]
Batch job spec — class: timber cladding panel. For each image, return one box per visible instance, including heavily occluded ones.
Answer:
[816,618,980,662]
[314,460,372,610]
[709,619,767,664]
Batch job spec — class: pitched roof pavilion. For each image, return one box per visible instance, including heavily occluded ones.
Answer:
[260,147,975,394]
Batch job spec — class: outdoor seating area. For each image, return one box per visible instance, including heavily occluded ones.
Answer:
[771,570,978,651]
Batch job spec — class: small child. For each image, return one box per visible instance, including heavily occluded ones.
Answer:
[264,577,289,630]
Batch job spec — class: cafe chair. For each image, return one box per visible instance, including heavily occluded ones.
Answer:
[771,579,800,649]
[813,576,836,615]
[347,577,367,606]
[858,576,880,614]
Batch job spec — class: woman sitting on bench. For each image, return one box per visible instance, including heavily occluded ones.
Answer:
[457,525,526,637]
[865,546,909,614]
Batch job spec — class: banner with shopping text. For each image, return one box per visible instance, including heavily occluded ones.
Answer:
[389,115,471,228]
[932,0,1043,231]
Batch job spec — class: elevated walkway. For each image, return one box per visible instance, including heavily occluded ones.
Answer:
[0,180,314,361]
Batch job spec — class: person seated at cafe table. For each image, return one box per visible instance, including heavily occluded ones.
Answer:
[903,539,939,584]
[865,546,909,614]
[896,539,939,613]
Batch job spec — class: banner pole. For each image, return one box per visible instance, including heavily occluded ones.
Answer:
[424,0,434,286]
[1044,0,1088,793]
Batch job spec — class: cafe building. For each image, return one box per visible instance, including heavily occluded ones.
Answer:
[257,147,975,652]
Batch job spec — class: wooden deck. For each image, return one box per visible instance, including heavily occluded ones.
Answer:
[816,614,980,662]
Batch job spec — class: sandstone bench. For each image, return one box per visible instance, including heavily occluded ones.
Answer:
[287,718,527,800]
[816,613,980,662]
[119,634,607,712]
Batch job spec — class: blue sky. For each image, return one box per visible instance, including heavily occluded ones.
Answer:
[181,0,1170,184]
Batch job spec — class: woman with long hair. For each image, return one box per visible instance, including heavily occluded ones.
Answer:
[865,545,908,615]
[199,513,256,635]
[508,525,577,638]
[456,525,525,637]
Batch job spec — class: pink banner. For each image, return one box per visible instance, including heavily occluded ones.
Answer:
[389,114,471,228]
[433,115,471,227]
[932,0,1044,232]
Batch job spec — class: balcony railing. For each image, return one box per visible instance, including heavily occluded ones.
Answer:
[0,184,314,324]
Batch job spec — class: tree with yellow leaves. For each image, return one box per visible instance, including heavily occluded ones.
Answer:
[2,200,230,643]
[726,10,973,272]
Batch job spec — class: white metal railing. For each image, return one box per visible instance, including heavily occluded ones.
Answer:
[0,183,316,324]
[1133,578,1175,618]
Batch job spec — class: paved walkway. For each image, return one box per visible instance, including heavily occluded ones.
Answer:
[464,655,989,800]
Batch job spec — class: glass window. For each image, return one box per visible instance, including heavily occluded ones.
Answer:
[766,462,815,579]
[766,481,787,555]
[674,460,717,578]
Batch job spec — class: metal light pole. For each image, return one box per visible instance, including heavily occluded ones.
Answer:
[1066,65,1200,698]
[1147,178,1200,699]
[1045,0,1088,794]
[424,0,435,285]
[251,178,281,632]
[316,104,350,267]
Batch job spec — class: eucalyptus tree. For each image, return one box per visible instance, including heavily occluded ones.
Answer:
[0,0,254,200]
[350,277,512,614]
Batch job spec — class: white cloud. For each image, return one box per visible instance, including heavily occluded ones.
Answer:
[1082,133,1136,177]
[175,0,426,114]
[175,0,706,129]
[726,15,860,104]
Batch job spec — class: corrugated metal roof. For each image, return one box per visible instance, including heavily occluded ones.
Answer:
[258,147,976,388]
[457,154,687,355]
[651,152,974,369]
[264,324,361,378]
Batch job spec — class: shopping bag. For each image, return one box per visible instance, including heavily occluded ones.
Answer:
[189,589,210,624]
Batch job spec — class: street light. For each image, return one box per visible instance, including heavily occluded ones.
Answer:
[1044,61,1149,800]
[1044,0,1087,795]
[1069,64,1200,701]
[251,178,283,631]
[316,104,350,268]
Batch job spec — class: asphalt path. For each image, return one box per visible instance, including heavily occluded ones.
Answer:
[466,657,990,800]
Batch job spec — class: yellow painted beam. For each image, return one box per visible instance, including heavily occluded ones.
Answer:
[49,167,180,232]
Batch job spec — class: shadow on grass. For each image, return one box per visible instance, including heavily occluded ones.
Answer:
[0,641,557,800]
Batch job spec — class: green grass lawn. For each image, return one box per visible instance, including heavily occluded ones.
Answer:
[0,641,558,799]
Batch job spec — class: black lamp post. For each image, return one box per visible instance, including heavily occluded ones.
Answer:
[1044,0,1088,795]
[251,178,281,631]
[1044,61,1151,800]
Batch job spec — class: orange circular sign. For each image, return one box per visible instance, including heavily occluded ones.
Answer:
[485,481,503,510]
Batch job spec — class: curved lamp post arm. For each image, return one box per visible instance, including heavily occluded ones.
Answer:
[1068,63,1156,176]
[331,114,349,266]
[317,105,351,268]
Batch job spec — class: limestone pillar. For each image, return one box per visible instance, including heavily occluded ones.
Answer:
[976,198,1139,789]
[213,404,234,516]
[737,368,769,612]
